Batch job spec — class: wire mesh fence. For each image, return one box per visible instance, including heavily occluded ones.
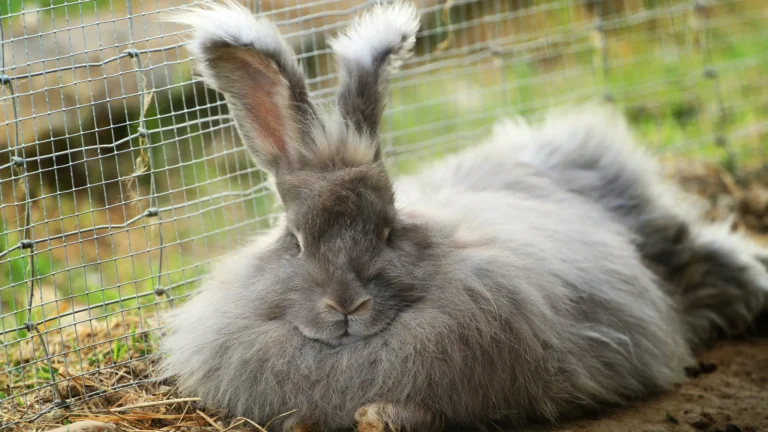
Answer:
[1,0,766,426]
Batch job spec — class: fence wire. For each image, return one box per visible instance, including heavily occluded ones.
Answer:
[1,0,766,427]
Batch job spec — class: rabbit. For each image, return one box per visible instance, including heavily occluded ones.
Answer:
[159,1,768,431]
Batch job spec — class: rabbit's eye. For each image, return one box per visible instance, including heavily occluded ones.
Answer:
[383,227,393,245]
[289,231,303,254]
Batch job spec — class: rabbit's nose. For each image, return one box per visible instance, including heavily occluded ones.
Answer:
[322,297,373,317]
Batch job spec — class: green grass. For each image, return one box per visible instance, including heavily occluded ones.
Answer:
[385,0,768,173]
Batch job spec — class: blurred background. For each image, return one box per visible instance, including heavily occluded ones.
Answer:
[1,0,767,427]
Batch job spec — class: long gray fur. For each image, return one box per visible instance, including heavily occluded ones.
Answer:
[160,2,768,431]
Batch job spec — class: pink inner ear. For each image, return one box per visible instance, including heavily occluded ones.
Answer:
[244,71,288,154]
[212,46,291,155]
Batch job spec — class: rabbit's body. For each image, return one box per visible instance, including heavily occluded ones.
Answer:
[164,165,693,430]
[165,157,691,429]
[161,2,768,431]
[404,107,768,351]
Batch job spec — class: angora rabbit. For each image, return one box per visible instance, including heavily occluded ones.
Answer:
[160,1,768,431]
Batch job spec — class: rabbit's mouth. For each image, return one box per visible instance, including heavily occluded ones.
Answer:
[297,319,395,348]
[325,330,367,347]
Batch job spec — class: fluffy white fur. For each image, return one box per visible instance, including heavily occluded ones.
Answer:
[329,1,420,71]
[166,0,302,94]
[402,103,768,349]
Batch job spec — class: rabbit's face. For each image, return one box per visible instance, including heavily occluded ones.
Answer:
[172,0,425,345]
[262,164,433,346]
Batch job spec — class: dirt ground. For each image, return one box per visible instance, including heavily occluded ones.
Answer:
[22,333,768,432]
[5,160,768,432]
[531,329,768,432]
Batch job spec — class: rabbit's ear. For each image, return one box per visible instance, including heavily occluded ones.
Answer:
[169,1,317,176]
[329,1,420,157]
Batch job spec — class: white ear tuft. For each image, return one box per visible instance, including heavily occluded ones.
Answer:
[329,1,422,145]
[329,1,421,73]
[164,0,302,92]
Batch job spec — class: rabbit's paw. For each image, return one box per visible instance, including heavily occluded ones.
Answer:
[355,403,437,432]
[278,416,319,432]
